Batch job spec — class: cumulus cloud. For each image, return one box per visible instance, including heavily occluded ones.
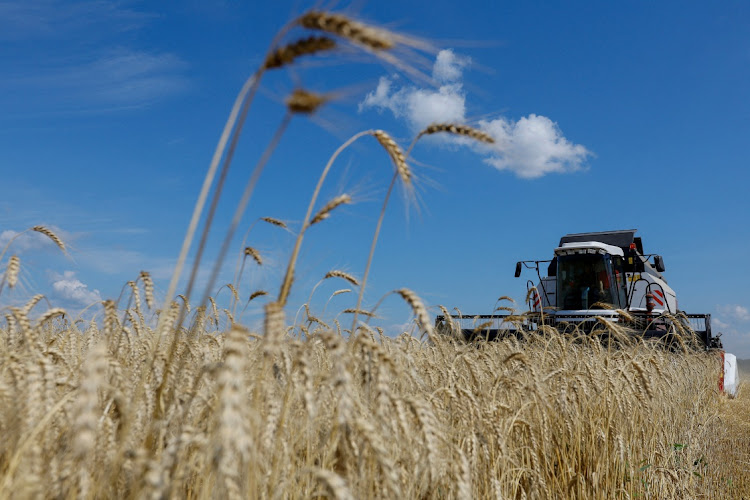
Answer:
[718,304,750,322]
[359,49,591,179]
[480,114,591,179]
[51,271,102,306]
[432,49,470,83]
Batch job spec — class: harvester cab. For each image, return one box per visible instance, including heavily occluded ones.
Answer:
[525,230,677,320]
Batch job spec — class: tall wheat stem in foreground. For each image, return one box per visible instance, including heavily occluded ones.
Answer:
[157,20,337,336]
[200,113,293,310]
[150,31,337,432]
[351,124,494,334]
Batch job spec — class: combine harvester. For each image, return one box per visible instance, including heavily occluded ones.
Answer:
[435,229,739,396]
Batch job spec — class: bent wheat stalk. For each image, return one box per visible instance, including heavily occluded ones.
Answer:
[352,124,492,333]
[277,130,374,307]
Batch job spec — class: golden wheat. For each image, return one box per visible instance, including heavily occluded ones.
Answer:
[263,36,337,70]
[324,270,360,287]
[5,255,19,288]
[297,11,394,51]
[285,88,329,114]
[417,122,495,143]
[372,130,411,186]
[310,194,352,225]
[243,246,262,266]
[31,226,66,253]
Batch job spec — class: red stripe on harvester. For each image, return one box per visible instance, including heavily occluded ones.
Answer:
[653,289,663,298]
[653,295,664,306]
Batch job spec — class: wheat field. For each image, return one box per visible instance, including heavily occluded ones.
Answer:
[0,312,748,499]
[2,8,748,500]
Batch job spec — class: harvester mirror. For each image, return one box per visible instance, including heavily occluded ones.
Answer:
[514,261,522,278]
[654,255,665,272]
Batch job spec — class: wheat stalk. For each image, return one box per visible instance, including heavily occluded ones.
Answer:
[71,342,108,497]
[278,129,399,307]
[214,325,252,498]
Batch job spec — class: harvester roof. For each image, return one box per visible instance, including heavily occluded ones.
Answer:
[559,229,643,254]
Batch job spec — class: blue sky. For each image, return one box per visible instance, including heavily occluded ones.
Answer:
[2,1,749,357]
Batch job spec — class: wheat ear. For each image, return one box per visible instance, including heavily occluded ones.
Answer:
[261,216,287,228]
[310,194,351,225]
[342,308,378,318]
[263,35,336,69]
[297,11,394,50]
[243,246,262,265]
[31,226,66,253]
[372,130,411,186]
[139,271,154,309]
[242,290,268,312]
[22,294,46,315]
[5,255,20,289]
[324,270,360,287]
[395,289,436,341]
[286,88,329,114]
[416,122,495,143]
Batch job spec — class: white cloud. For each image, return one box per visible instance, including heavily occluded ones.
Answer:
[432,49,470,83]
[480,114,591,179]
[51,271,102,306]
[718,304,750,322]
[359,75,467,132]
[359,50,468,133]
[359,49,591,179]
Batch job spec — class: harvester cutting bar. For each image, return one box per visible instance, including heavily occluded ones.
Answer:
[435,312,720,349]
